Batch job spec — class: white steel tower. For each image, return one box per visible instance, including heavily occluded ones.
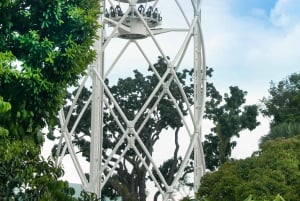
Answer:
[56,0,206,200]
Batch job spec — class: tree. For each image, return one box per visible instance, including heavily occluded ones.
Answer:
[262,73,300,126]
[197,136,300,201]
[0,0,100,139]
[62,65,259,199]
[260,122,300,146]
[260,73,300,145]
[203,83,259,170]
[244,194,286,201]
[0,0,100,199]
[0,137,78,200]
[61,57,195,201]
[0,96,79,200]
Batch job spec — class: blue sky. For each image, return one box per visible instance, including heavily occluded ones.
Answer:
[202,0,300,97]
[230,0,277,17]
[200,0,300,158]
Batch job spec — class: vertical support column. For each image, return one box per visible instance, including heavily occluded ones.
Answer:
[89,0,105,198]
[193,0,206,192]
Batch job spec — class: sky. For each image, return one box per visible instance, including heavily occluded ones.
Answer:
[42,0,300,198]
[199,0,300,158]
[202,0,300,94]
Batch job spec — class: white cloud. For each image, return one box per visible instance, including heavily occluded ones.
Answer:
[202,0,300,89]
[271,0,300,28]
[201,0,300,159]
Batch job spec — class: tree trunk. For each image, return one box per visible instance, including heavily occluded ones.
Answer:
[216,124,230,164]
[138,170,147,201]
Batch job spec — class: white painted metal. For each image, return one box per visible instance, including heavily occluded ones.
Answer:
[56,0,206,200]
[193,4,207,190]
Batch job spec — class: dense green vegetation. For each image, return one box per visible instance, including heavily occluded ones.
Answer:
[197,136,300,201]
[261,73,300,127]
[260,73,300,145]
[0,0,100,199]
[197,72,300,201]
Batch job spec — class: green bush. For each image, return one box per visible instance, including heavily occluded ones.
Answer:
[197,136,300,201]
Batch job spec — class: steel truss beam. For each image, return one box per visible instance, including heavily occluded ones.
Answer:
[56,0,206,200]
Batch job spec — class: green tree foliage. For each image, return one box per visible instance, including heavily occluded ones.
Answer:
[0,137,78,200]
[0,0,100,199]
[197,136,300,201]
[204,84,259,170]
[61,57,194,201]
[244,194,286,201]
[181,195,286,201]
[260,73,300,145]
[0,96,11,135]
[260,122,300,146]
[0,97,78,200]
[0,0,100,140]
[262,73,300,126]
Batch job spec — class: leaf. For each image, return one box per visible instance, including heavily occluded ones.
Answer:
[0,97,11,113]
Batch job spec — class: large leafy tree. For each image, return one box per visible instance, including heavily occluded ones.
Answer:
[0,137,78,200]
[262,73,300,126]
[197,136,300,201]
[0,0,99,199]
[260,73,300,145]
[203,83,259,170]
[0,94,78,200]
[0,0,100,138]
[63,65,259,199]
[62,57,194,201]
[0,97,96,200]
